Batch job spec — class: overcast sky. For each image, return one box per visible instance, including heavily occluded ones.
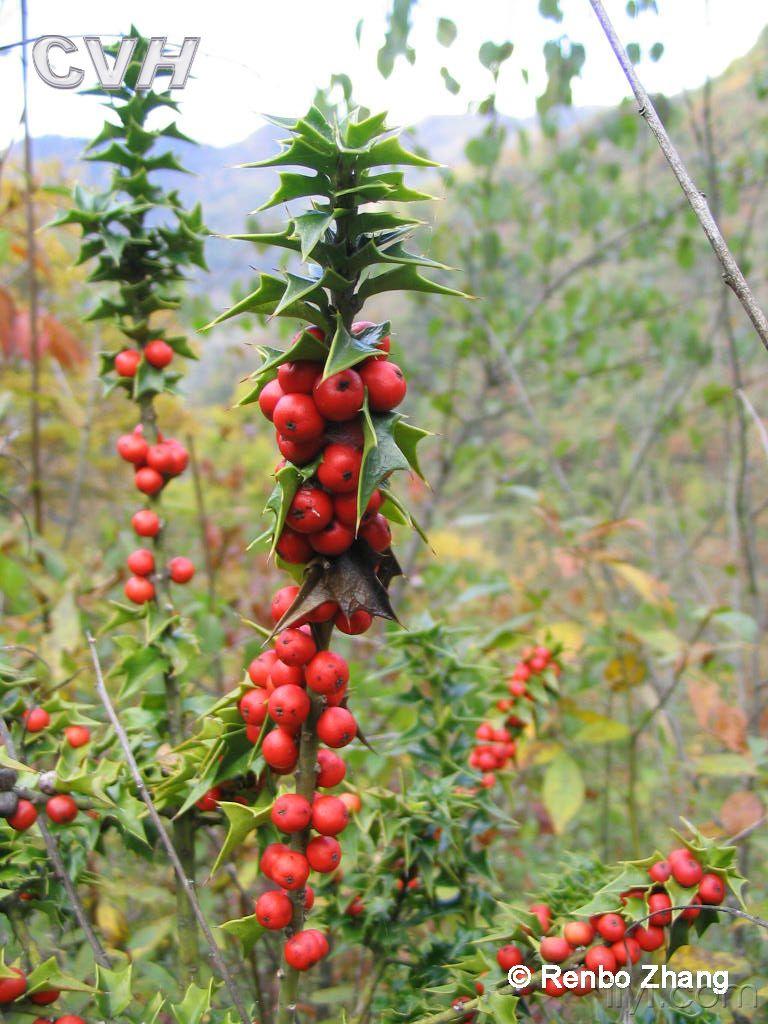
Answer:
[1,0,766,149]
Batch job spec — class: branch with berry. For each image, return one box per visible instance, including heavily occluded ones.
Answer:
[202,104,467,1021]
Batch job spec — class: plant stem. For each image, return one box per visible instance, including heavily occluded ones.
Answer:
[588,0,768,353]
[275,621,332,1024]
[86,633,252,1024]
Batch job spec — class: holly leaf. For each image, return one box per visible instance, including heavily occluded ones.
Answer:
[264,459,321,555]
[94,963,134,1017]
[210,799,273,879]
[393,419,431,478]
[219,913,265,954]
[293,210,334,260]
[358,408,410,524]
[171,980,215,1024]
[238,329,328,406]
[356,264,472,302]
[324,316,391,378]
[257,171,333,212]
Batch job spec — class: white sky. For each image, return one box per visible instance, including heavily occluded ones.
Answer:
[0,0,766,149]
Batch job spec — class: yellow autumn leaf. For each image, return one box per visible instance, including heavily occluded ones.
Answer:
[668,944,750,976]
[538,621,584,654]
[95,902,129,946]
[611,561,669,605]
[604,653,647,688]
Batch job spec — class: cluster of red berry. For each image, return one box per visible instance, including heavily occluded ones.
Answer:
[494,846,726,1001]
[114,338,174,377]
[0,968,84,1020]
[114,360,196,605]
[1,716,89,833]
[468,645,558,790]
[259,324,404,561]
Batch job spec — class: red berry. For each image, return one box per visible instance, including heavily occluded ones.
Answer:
[634,925,665,951]
[306,835,341,873]
[529,902,551,932]
[144,339,174,367]
[248,649,279,686]
[24,707,50,733]
[0,967,26,1004]
[543,976,566,998]
[270,659,305,687]
[268,685,311,729]
[359,360,406,411]
[168,557,195,584]
[311,795,350,836]
[271,849,310,891]
[117,433,148,465]
[255,889,293,929]
[346,895,365,917]
[278,360,322,395]
[309,520,355,556]
[165,440,188,476]
[563,921,594,947]
[115,348,141,377]
[271,586,300,623]
[317,707,356,748]
[681,904,701,921]
[132,509,160,537]
[698,872,726,905]
[648,859,671,883]
[273,394,325,443]
[611,937,641,966]
[258,378,285,421]
[124,575,155,604]
[317,444,362,494]
[276,528,313,564]
[584,945,617,973]
[313,369,365,421]
[304,599,339,623]
[135,466,164,495]
[316,748,346,787]
[284,931,317,971]
[271,793,312,833]
[29,988,59,1005]
[334,489,381,527]
[127,548,154,576]
[8,799,37,831]
[262,727,299,771]
[274,628,317,666]
[276,433,325,466]
[239,689,269,727]
[648,892,672,926]
[596,913,626,943]
[359,512,391,552]
[287,486,334,534]
[539,936,572,964]
[195,787,222,812]
[260,842,288,879]
[306,651,349,696]
[146,443,176,475]
[670,851,703,888]
[64,725,90,748]
[55,1015,87,1024]
[334,609,372,634]
[496,944,525,970]
[46,794,78,824]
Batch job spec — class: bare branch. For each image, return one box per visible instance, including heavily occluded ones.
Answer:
[86,632,252,1024]
[588,0,768,353]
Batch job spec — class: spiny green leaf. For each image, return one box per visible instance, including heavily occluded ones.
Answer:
[324,317,391,378]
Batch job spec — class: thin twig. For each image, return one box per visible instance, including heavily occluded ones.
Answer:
[737,389,768,465]
[86,632,252,1024]
[588,0,768,353]
[0,717,111,969]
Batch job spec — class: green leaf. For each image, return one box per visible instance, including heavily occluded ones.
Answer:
[238,331,328,406]
[356,265,471,303]
[171,980,215,1024]
[26,957,95,995]
[542,752,584,833]
[692,754,756,777]
[357,135,438,170]
[210,800,273,878]
[358,407,410,526]
[441,67,461,95]
[219,913,265,954]
[202,274,330,332]
[293,210,334,260]
[392,419,431,478]
[257,171,332,212]
[478,40,514,76]
[344,112,389,149]
[539,0,563,20]
[94,963,133,1017]
[437,18,458,46]
[324,316,391,378]
[572,715,630,744]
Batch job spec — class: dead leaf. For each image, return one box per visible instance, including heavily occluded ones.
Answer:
[720,791,764,836]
